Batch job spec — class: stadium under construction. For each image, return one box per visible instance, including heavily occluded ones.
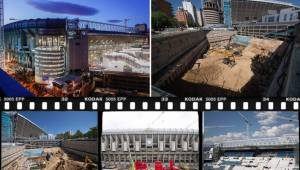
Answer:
[101,129,199,170]
[203,135,299,169]
[1,18,149,96]
[1,111,98,170]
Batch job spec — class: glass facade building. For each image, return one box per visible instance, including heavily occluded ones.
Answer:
[223,0,232,27]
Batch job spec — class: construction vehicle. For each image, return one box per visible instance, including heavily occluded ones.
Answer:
[222,50,236,68]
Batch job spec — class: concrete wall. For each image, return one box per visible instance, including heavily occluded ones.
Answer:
[61,140,98,162]
[152,31,208,76]
[1,144,25,169]
[152,31,209,86]
[68,35,89,71]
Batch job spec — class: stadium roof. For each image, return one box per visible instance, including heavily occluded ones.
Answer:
[250,0,300,8]
[103,129,199,134]
[17,113,47,135]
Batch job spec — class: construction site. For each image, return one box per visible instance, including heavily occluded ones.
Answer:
[152,26,299,97]
[178,32,287,96]
[1,111,98,170]
[152,0,300,97]
[203,111,299,169]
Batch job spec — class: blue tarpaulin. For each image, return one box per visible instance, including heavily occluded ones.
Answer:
[0,69,34,97]
[23,149,44,158]
[233,35,252,46]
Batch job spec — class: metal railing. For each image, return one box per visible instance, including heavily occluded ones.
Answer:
[67,19,139,34]
[221,135,299,148]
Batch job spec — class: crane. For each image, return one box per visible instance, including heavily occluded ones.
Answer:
[124,18,131,28]
[238,111,251,139]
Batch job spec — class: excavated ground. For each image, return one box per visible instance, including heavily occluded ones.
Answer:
[19,147,97,170]
[165,37,284,96]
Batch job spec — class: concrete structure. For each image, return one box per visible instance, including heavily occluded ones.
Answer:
[3,18,147,84]
[176,7,189,26]
[93,71,149,93]
[262,8,300,23]
[1,143,25,169]
[236,21,296,39]
[62,139,98,162]
[230,0,300,24]
[101,129,199,168]
[204,135,299,169]
[182,0,198,25]
[203,0,222,25]
[135,24,148,33]
[152,30,209,87]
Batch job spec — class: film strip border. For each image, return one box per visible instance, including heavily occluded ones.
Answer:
[0,97,299,111]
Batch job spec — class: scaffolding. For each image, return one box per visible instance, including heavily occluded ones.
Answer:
[1,112,13,142]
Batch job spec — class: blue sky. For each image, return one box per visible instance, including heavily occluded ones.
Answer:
[4,0,149,26]
[204,111,299,143]
[167,0,300,13]
[19,111,98,135]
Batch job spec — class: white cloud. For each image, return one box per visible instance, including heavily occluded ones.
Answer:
[204,132,246,143]
[252,123,298,138]
[255,111,279,125]
[102,111,198,130]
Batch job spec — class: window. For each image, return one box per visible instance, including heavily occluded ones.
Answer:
[268,16,275,22]
[284,14,287,21]
[290,13,293,21]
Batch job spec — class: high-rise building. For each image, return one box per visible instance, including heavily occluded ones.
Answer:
[223,0,232,27]
[203,0,222,25]
[176,7,189,26]
[182,0,198,25]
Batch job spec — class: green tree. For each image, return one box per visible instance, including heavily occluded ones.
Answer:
[72,130,84,139]
[55,133,64,140]
[152,11,170,30]
[84,127,98,139]
[63,131,72,140]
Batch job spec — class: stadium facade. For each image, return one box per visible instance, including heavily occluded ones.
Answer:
[3,18,148,84]
[230,0,300,25]
[1,112,47,141]
[101,129,199,169]
[203,0,300,26]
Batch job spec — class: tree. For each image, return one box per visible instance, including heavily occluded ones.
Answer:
[63,131,72,140]
[152,0,173,17]
[55,133,64,140]
[84,127,98,139]
[72,130,84,139]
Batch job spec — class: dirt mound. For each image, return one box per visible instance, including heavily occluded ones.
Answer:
[181,37,283,95]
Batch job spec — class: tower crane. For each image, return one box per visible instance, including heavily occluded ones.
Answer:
[124,18,131,28]
[238,111,251,139]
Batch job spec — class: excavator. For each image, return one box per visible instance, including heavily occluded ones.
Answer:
[222,50,236,68]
